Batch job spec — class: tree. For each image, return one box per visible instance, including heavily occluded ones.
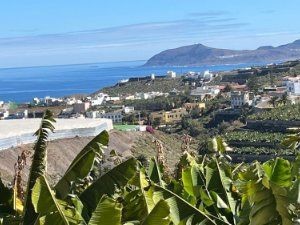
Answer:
[190,108,201,119]
[123,113,137,124]
[223,84,233,93]
[247,76,259,93]
[269,96,279,108]
[269,72,276,86]
[152,117,162,127]
[280,92,289,105]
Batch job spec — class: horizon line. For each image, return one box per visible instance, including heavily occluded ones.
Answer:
[0,59,147,70]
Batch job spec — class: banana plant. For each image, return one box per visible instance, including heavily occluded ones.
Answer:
[23,110,56,225]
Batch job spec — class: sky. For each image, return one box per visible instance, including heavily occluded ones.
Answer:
[0,0,300,68]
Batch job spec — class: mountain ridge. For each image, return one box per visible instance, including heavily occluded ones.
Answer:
[144,39,300,66]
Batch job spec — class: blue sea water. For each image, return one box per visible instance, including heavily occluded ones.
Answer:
[0,60,256,103]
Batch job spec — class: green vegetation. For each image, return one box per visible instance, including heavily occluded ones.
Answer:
[224,131,285,144]
[249,103,300,121]
[223,130,298,156]
[0,111,299,225]
[230,146,295,155]
[114,124,138,131]
[100,77,186,96]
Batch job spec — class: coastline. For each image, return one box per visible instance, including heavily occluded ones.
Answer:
[0,61,262,103]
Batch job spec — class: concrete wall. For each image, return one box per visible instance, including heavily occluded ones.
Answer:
[0,120,112,150]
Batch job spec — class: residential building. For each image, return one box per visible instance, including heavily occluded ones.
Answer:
[44,96,63,106]
[190,86,220,100]
[106,96,120,102]
[184,102,206,111]
[123,106,135,114]
[286,80,300,95]
[150,108,187,124]
[65,97,77,105]
[73,102,90,114]
[86,110,105,119]
[32,98,41,105]
[185,71,197,78]
[89,93,109,106]
[230,91,251,108]
[125,95,135,100]
[201,70,213,81]
[150,74,155,80]
[164,108,187,123]
[166,71,176,78]
[100,110,123,123]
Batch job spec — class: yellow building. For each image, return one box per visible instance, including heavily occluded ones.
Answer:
[150,108,187,124]
[184,102,206,111]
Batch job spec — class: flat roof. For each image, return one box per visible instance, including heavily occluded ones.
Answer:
[0,118,111,139]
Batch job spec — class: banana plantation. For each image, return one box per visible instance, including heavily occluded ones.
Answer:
[0,110,299,225]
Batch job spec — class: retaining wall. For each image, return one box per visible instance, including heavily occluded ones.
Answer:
[0,121,112,150]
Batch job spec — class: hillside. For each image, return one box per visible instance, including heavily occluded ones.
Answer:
[99,77,185,96]
[0,130,186,184]
[144,39,300,66]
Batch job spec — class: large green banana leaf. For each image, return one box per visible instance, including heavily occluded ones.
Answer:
[238,158,294,225]
[149,184,217,225]
[32,176,86,225]
[141,200,170,225]
[55,131,109,199]
[148,158,164,187]
[80,158,138,216]
[88,196,122,225]
[32,176,69,225]
[205,159,238,224]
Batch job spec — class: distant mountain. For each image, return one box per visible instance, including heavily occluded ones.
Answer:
[144,39,300,66]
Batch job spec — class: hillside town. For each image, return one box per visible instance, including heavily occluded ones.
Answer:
[1,61,300,128]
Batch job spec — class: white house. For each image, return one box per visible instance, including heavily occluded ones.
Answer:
[167,71,176,78]
[65,97,77,105]
[44,96,63,106]
[286,80,300,95]
[190,86,220,100]
[201,70,213,81]
[90,93,109,106]
[106,96,120,102]
[125,95,135,100]
[32,98,40,105]
[230,91,251,108]
[123,106,135,114]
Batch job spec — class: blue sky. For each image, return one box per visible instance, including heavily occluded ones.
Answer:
[0,0,299,68]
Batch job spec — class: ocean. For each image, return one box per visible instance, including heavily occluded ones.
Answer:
[0,60,256,103]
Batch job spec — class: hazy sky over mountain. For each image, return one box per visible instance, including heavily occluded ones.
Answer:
[0,0,299,67]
